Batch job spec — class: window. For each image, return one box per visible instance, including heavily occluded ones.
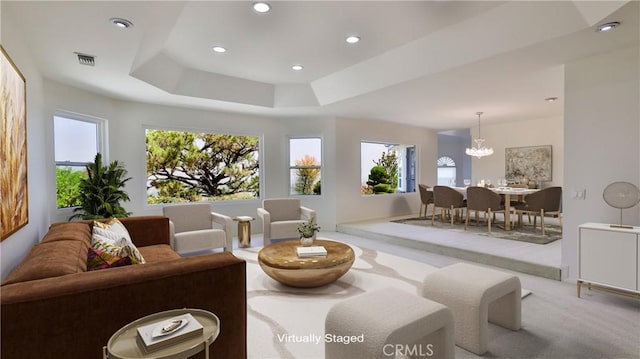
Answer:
[54,115,103,208]
[289,138,321,195]
[145,129,260,204]
[437,156,456,186]
[361,141,416,194]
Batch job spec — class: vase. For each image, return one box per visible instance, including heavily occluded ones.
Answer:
[300,237,314,247]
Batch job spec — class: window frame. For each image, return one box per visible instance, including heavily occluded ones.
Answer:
[436,156,457,186]
[53,112,107,211]
[360,141,416,195]
[288,136,323,196]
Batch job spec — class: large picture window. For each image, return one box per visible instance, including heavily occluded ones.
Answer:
[146,129,260,204]
[361,141,416,195]
[54,115,104,208]
[289,138,321,195]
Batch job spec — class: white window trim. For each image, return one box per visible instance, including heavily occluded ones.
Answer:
[288,136,323,196]
[54,111,108,163]
[360,140,416,195]
[54,111,107,212]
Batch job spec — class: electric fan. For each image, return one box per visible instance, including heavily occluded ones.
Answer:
[602,181,640,229]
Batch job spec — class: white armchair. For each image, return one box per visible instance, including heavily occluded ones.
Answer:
[257,198,316,246]
[162,203,233,254]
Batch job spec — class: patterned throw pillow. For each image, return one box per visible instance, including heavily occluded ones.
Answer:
[91,218,145,266]
[87,247,132,271]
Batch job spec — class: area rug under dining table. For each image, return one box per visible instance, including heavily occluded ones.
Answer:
[392,216,562,245]
[234,244,531,358]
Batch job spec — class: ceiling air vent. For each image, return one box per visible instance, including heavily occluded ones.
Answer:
[75,52,95,66]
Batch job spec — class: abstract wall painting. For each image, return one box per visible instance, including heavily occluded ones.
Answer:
[1,45,28,240]
[505,145,552,183]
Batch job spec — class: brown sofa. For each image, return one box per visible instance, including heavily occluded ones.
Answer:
[1,216,246,359]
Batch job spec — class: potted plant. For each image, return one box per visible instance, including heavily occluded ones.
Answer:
[297,217,320,247]
[70,153,132,220]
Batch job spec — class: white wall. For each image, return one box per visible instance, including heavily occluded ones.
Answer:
[335,117,438,223]
[42,82,341,233]
[43,81,435,231]
[470,116,564,188]
[563,46,640,281]
[0,12,50,280]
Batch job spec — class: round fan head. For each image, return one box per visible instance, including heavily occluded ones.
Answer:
[603,181,640,209]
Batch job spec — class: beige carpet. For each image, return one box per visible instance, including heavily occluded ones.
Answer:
[234,244,530,359]
[392,216,562,245]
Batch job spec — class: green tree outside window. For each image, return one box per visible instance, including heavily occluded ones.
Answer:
[146,129,260,203]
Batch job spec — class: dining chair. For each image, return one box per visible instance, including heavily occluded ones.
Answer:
[432,186,466,226]
[465,186,505,233]
[418,184,434,217]
[514,187,562,235]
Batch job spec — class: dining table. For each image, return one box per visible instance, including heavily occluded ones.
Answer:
[448,186,539,230]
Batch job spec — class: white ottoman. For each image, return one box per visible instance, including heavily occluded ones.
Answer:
[421,263,521,355]
[325,287,455,359]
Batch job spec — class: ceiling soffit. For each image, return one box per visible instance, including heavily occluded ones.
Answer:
[123,1,630,110]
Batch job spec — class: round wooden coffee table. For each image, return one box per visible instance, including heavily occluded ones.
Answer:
[258,239,355,288]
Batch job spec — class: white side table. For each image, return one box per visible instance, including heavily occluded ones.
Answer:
[104,308,219,359]
[234,216,254,248]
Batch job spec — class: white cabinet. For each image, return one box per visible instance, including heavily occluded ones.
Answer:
[578,223,640,298]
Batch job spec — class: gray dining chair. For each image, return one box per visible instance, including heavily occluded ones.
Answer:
[465,186,505,233]
[432,186,466,226]
[418,184,434,218]
[514,187,562,235]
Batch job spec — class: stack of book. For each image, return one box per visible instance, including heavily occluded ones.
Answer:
[296,246,327,257]
[136,313,203,353]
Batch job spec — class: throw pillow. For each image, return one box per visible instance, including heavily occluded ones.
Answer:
[92,218,145,265]
[87,247,132,271]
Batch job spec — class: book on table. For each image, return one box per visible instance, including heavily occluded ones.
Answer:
[136,313,204,353]
[296,246,327,257]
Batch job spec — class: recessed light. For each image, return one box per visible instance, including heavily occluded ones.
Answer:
[110,18,133,29]
[212,46,227,53]
[345,36,360,44]
[596,21,620,32]
[291,64,304,71]
[253,2,271,13]
[545,97,558,102]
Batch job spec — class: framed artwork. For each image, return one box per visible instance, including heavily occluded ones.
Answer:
[505,145,552,182]
[1,45,28,240]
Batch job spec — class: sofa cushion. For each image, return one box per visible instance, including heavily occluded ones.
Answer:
[42,221,91,244]
[92,218,145,264]
[138,244,182,263]
[2,240,89,285]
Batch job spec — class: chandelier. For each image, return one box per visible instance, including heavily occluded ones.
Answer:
[465,112,494,159]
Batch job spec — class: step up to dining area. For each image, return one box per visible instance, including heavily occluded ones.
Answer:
[336,216,563,281]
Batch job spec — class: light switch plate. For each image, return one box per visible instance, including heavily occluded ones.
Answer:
[573,189,586,200]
